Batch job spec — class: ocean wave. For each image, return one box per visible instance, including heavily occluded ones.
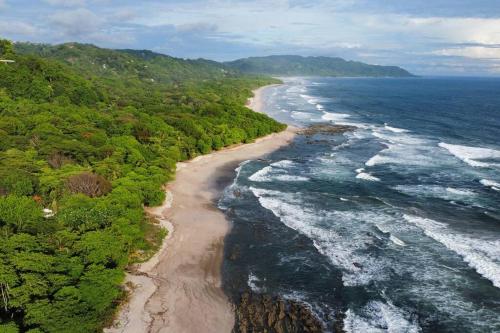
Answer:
[291,111,313,120]
[250,187,392,286]
[445,187,475,196]
[218,160,251,209]
[365,153,388,167]
[375,224,406,246]
[439,142,500,168]
[365,137,444,168]
[316,104,324,111]
[344,301,420,333]
[389,235,406,247]
[249,166,273,182]
[271,160,296,168]
[404,215,500,288]
[393,185,476,202]
[372,130,426,145]
[247,272,264,292]
[383,123,410,133]
[249,164,309,182]
[299,94,319,105]
[480,179,500,191]
[321,111,351,122]
[356,172,381,182]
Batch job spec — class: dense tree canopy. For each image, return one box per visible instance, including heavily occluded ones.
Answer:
[0,39,284,332]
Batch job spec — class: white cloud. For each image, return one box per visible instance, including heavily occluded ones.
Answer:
[0,21,37,35]
[50,8,104,36]
[176,22,218,34]
[2,0,500,74]
[110,8,137,22]
[43,0,86,6]
[433,46,500,59]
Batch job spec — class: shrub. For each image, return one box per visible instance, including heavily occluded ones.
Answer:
[66,173,112,198]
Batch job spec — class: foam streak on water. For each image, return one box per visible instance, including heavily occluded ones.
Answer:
[404,215,500,288]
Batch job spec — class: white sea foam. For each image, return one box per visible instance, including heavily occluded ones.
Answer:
[480,179,500,191]
[271,160,296,168]
[365,131,445,168]
[321,112,351,122]
[356,172,381,182]
[404,215,500,288]
[445,187,474,195]
[365,153,388,167]
[274,175,310,182]
[299,94,319,105]
[247,272,263,292]
[384,123,410,133]
[389,235,406,247]
[316,104,324,111]
[376,224,406,246]
[250,187,392,286]
[249,164,309,182]
[249,166,273,182]
[393,185,476,202]
[291,111,312,120]
[344,301,420,333]
[218,160,251,209]
[439,142,500,168]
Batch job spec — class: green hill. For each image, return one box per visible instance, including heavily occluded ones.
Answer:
[224,55,414,77]
[0,39,284,333]
[15,42,230,83]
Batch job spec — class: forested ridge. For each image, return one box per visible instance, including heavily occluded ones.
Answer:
[224,55,414,77]
[0,39,284,333]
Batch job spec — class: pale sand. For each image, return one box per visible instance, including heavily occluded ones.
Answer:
[106,84,296,333]
[246,84,282,113]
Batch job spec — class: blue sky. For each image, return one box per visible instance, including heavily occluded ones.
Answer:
[1,0,500,75]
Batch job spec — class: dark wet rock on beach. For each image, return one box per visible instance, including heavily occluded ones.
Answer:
[233,292,331,333]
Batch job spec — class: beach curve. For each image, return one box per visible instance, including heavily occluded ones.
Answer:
[106,84,297,333]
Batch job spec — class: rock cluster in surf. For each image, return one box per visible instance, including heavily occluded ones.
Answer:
[299,124,356,136]
[233,292,340,333]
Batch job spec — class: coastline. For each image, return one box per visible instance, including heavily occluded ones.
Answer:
[106,84,296,333]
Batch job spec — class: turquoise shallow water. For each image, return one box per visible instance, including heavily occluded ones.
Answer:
[221,77,500,332]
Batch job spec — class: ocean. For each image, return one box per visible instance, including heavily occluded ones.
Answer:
[220,77,500,332]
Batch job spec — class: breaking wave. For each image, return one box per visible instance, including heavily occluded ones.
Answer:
[439,142,500,168]
[404,215,500,288]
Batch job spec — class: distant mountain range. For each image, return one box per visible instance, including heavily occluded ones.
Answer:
[15,43,413,78]
[224,55,414,77]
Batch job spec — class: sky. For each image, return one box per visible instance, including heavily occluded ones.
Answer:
[1,0,500,75]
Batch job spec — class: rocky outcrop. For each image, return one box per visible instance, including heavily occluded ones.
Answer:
[299,124,356,136]
[233,292,326,333]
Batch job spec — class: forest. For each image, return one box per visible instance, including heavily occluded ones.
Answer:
[0,39,285,332]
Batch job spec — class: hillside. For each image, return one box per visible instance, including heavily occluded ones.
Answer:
[224,55,414,77]
[15,42,230,83]
[0,39,284,333]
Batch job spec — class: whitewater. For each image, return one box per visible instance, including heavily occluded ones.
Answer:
[220,77,500,332]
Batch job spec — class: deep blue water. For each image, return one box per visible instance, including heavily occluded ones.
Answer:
[220,77,500,332]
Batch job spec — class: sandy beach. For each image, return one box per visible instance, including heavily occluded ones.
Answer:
[106,84,296,333]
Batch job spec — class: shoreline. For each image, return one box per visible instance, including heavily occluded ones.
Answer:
[106,84,296,333]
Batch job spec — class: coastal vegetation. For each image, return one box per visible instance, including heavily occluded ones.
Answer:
[0,39,284,332]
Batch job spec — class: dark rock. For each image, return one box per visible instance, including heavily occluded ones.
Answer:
[299,124,356,136]
[233,292,328,333]
[352,262,363,269]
